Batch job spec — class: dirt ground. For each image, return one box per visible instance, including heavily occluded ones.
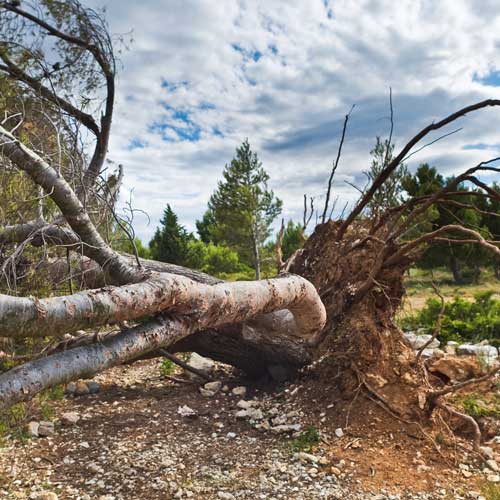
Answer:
[0,359,496,500]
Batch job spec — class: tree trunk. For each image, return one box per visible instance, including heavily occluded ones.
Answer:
[251,221,261,280]
[449,254,463,284]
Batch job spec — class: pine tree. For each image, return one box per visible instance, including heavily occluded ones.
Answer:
[366,137,408,215]
[203,139,282,279]
[149,205,191,265]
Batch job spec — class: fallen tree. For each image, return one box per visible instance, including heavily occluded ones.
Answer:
[1,0,500,451]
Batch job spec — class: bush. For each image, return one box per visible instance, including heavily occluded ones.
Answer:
[185,240,252,278]
[289,426,320,452]
[400,291,500,344]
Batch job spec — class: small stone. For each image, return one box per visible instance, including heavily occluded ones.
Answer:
[217,492,235,500]
[199,388,216,397]
[487,474,500,483]
[65,381,77,395]
[226,432,237,439]
[481,446,494,459]
[32,493,58,500]
[204,381,222,393]
[231,386,247,397]
[27,421,39,437]
[38,421,54,436]
[60,412,79,425]
[487,460,500,472]
[334,427,344,438]
[462,470,473,478]
[330,466,341,475]
[87,381,100,394]
[75,380,90,396]
[177,405,197,418]
[294,452,319,464]
[236,400,256,409]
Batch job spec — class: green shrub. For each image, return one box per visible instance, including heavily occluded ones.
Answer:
[159,358,175,377]
[400,291,500,344]
[461,393,500,419]
[289,426,320,452]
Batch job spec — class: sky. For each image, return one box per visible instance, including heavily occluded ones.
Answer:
[87,0,500,242]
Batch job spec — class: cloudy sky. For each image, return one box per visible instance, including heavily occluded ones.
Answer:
[89,0,500,241]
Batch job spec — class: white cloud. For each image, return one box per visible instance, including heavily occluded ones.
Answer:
[88,0,500,241]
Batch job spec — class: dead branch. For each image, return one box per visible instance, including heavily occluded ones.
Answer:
[321,105,354,223]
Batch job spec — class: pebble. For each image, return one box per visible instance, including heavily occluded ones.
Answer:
[38,421,55,436]
[204,381,223,392]
[27,421,39,437]
[31,493,58,500]
[487,459,499,472]
[60,411,80,424]
[335,427,344,438]
[75,380,90,396]
[232,386,247,397]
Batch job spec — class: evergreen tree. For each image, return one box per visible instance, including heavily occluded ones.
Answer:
[202,139,282,279]
[281,220,305,261]
[149,205,191,265]
[366,137,408,216]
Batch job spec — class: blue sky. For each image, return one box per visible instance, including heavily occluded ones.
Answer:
[88,0,500,241]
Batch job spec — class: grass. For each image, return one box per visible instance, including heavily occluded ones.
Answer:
[481,482,500,500]
[289,426,320,452]
[159,357,175,376]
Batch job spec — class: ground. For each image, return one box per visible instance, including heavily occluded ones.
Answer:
[1,358,497,500]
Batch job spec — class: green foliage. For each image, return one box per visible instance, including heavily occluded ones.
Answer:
[461,393,500,419]
[289,426,320,452]
[185,240,252,277]
[149,204,192,265]
[112,233,150,259]
[281,220,304,261]
[159,358,175,377]
[365,137,408,215]
[401,291,500,344]
[402,165,499,284]
[199,139,282,275]
[40,403,55,421]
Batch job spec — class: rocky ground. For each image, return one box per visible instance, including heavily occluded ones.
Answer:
[1,357,499,500]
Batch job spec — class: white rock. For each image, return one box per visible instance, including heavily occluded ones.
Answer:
[294,452,320,464]
[412,334,440,350]
[487,474,500,483]
[204,381,222,393]
[231,386,247,397]
[457,344,478,356]
[226,432,237,439]
[487,460,500,472]
[481,446,495,459]
[32,493,58,500]
[217,492,235,500]
[177,405,197,417]
[60,412,80,425]
[186,353,214,379]
[335,428,344,438]
[199,388,216,397]
[38,421,54,436]
[236,400,256,409]
[27,421,39,437]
